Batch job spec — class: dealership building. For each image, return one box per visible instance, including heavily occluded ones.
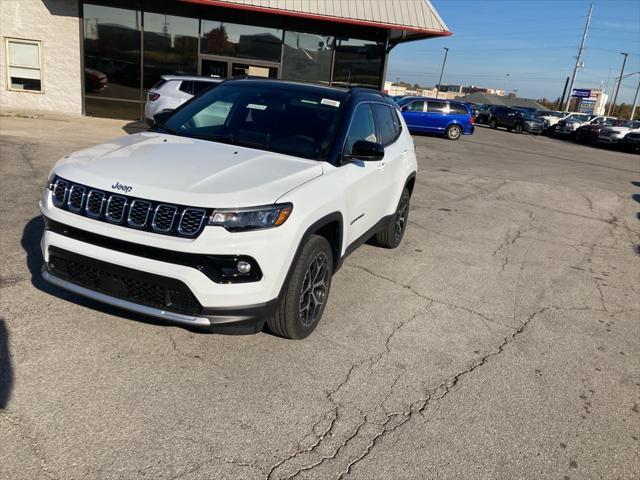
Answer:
[1,0,450,120]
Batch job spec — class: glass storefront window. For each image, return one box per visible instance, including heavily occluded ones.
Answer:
[83,4,141,101]
[281,31,333,85]
[332,38,384,88]
[143,13,199,90]
[201,20,282,62]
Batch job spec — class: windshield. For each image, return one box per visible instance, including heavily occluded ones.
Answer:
[624,121,640,129]
[537,111,564,118]
[160,83,346,161]
[568,114,590,122]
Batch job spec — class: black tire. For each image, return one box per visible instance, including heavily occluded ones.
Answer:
[267,235,333,339]
[489,118,497,129]
[374,188,410,249]
[445,124,462,140]
[515,123,523,134]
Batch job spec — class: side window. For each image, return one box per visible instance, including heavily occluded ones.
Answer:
[405,100,425,112]
[372,104,397,146]
[344,104,378,154]
[178,80,192,94]
[426,101,447,113]
[192,81,213,95]
[449,103,468,115]
[391,108,402,138]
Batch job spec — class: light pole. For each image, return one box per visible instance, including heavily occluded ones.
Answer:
[504,73,510,95]
[435,47,449,99]
[564,3,593,111]
[631,78,640,120]
[608,52,629,115]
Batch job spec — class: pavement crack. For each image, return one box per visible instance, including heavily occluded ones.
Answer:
[336,306,552,479]
[348,264,506,330]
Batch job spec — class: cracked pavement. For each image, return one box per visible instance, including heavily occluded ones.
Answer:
[1,116,639,479]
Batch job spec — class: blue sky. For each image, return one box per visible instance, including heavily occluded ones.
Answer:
[387,0,640,103]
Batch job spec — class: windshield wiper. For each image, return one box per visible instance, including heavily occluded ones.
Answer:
[154,122,183,136]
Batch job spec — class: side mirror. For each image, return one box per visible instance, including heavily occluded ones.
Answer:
[153,109,173,126]
[345,140,385,161]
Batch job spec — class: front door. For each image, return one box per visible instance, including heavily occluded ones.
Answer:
[342,103,389,244]
[199,55,279,80]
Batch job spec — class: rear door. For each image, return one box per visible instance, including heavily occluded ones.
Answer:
[372,103,407,214]
[423,100,449,132]
[400,100,426,130]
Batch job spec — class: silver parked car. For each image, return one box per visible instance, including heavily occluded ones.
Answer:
[144,75,223,124]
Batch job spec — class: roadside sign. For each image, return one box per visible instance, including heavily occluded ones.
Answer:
[571,89,591,98]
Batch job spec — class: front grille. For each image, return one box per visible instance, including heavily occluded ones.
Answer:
[127,199,152,228]
[178,208,207,235]
[67,185,86,212]
[86,190,105,217]
[50,176,211,237]
[48,246,202,316]
[152,204,177,232]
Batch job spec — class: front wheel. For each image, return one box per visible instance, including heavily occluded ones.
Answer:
[267,235,333,339]
[375,188,410,249]
[445,124,462,140]
[515,123,523,134]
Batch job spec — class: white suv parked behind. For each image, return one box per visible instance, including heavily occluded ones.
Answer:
[144,75,222,124]
[41,79,417,339]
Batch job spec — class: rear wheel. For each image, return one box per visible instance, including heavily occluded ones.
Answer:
[489,118,497,129]
[445,124,462,140]
[375,188,410,249]
[267,235,333,339]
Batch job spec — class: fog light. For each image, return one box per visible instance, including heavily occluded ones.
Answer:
[237,260,252,274]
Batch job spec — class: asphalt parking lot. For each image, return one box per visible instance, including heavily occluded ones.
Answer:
[1,115,639,479]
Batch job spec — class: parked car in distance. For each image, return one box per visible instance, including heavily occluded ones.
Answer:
[534,110,565,132]
[597,120,640,146]
[41,79,418,339]
[488,106,544,134]
[553,113,595,138]
[398,97,474,140]
[575,117,625,144]
[622,131,640,153]
[474,104,497,124]
[144,75,223,124]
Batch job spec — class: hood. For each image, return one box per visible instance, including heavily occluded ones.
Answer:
[53,132,323,207]
[602,126,634,135]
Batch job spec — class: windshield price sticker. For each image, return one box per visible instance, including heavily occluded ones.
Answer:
[321,98,340,108]
[247,103,267,110]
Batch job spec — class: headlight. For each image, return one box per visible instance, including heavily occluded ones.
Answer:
[46,170,57,190]
[208,203,293,232]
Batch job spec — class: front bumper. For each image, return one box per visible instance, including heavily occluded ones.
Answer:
[597,135,622,144]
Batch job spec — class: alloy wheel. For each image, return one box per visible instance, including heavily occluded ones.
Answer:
[299,252,330,327]
[394,195,409,241]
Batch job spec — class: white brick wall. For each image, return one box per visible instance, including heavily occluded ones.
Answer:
[0,0,82,115]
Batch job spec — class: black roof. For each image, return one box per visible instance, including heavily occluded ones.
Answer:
[222,77,396,107]
[459,92,546,110]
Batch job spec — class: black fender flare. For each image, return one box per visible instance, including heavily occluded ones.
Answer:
[277,212,344,299]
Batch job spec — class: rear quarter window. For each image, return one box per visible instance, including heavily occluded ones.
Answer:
[449,103,469,115]
[178,81,192,94]
[372,104,401,146]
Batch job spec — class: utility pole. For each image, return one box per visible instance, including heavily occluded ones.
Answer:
[608,52,628,116]
[504,73,510,95]
[558,76,570,110]
[631,77,640,120]
[435,47,449,99]
[564,3,593,111]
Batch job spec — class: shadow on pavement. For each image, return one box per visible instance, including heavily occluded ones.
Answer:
[0,319,12,409]
[20,216,213,334]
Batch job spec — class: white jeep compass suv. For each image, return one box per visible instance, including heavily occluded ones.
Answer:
[40,79,417,339]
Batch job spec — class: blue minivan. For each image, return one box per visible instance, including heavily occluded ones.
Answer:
[397,97,474,140]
